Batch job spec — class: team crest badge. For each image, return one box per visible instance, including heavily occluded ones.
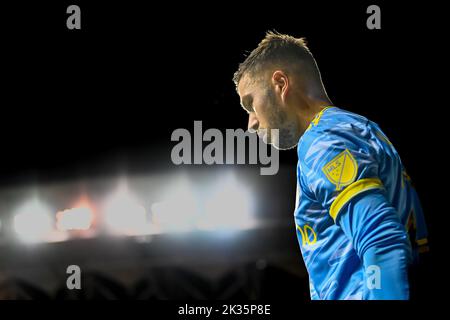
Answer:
[322,149,358,190]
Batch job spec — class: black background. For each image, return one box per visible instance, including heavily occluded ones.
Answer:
[0,0,446,307]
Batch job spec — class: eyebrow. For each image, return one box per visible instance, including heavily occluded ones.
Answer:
[240,94,252,113]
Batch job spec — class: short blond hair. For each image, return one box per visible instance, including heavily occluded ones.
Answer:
[233,31,314,86]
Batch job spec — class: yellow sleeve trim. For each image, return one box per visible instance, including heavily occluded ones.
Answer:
[329,178,384,222]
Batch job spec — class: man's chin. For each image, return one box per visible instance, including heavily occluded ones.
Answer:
[260,130,298,150]
[266,137,298,150]
[272,142,298,150]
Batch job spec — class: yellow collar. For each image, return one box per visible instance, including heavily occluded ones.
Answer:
[305,106,335,133]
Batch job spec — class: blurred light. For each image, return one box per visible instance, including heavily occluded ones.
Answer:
[198,174,254,231]
[103,185,148,235]
[56,207,93,231]
[151,176,199,232]
[13,199,53,243]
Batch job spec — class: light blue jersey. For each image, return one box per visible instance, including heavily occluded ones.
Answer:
[294,106,427,300]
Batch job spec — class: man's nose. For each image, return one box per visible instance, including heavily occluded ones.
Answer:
[247,113,259,133]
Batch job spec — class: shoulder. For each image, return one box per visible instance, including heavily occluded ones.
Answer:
[297,107,380,188]
[298,107,372,163]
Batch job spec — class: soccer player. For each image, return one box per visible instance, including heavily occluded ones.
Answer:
[233,31,428,300]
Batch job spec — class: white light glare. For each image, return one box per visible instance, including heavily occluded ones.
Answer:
[103,189,148,235]
[13,199,53,243]
[56,207,93,231]
[198,174,254,231]
[151,176,199,232]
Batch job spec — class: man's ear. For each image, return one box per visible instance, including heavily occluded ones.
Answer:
[271,70,289,102]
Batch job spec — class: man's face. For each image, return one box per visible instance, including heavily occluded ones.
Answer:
[237,74,300,150]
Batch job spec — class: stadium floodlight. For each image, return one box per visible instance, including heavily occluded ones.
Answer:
[103,185,149,236]
[198,173,254,231]
[151,175,199,232]
[13,199,53,243]
[56,206,93,231]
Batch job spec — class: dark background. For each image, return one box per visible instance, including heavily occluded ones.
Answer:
[0,0,444,302]
[2,1,441,183]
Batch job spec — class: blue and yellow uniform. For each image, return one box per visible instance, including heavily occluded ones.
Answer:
[294,106,427,300]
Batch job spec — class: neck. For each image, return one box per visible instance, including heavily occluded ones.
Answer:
[295,97,334,134]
